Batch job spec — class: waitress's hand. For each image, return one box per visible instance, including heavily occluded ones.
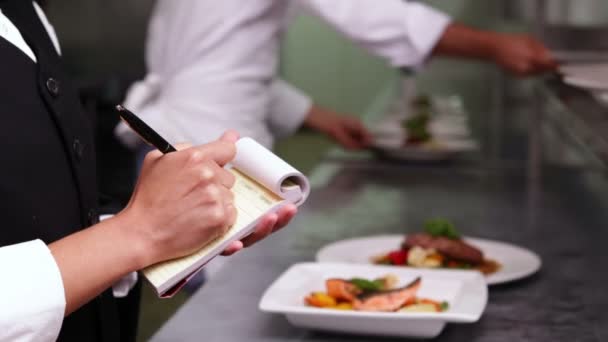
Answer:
[304,105,373,150]
[491,33,558,76]
[120,130,298,267]
[120,131,240,268]
[221,204,298,255]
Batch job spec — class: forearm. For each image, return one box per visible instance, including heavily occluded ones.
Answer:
[432,23,498,62]
[49,214,146,315]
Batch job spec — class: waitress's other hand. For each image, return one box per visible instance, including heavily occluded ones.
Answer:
[221,204,298,256]
[304,105,373,150]
[121,130,240,268]
[492,34,558,76]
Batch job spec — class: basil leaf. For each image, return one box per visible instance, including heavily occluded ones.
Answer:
[349,278,384,292]
[424,218,461,239]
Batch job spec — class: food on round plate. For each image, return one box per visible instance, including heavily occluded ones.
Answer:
[372,219,501,275]
[304,275,449,313]
[403,112,432,145]
[402,94,434,145]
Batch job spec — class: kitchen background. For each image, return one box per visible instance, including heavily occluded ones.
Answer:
[42,1,608,340]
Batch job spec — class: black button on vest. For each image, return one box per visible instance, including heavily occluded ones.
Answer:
[73,138,84,161]
[46,77,60,96]
[0,1,123,341]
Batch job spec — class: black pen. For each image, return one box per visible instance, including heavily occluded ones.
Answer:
[115,105,177,154]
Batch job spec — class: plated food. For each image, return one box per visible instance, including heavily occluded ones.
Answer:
[372,219,501,275]
[402,95,433,145]
[371,94,478,161]
[259,263,487,338]
[305,275,449,313]
[316,233,541,286]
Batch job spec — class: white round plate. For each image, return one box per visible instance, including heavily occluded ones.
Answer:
[559,63,608,91]
[316,235,542,286]
[372,137,478,162]
[559,63,608,77]
[563,75,608,91]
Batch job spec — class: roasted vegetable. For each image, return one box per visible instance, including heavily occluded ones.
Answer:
[400,303,438,313]
[305,292,337,308]
[334,302,354,311]
[387,250,409,265]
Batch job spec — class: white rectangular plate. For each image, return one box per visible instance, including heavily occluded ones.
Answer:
[259,263,487,338]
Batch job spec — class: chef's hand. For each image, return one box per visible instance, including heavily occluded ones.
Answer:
[491,33,558,76]
[304,105,373,150]
[433,23,557,77]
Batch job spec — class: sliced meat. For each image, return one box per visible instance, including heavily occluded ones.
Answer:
[403,233,483,265]
[353,278,421,312]
[326,279,360,302]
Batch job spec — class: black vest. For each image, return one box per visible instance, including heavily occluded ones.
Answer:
[0,1,122,340]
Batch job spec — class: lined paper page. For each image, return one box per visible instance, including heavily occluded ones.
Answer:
[143,169,284,293]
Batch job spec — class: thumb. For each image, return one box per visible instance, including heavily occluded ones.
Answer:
[219,130,240,143]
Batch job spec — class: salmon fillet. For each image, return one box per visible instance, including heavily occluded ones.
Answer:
[353,278,421,312]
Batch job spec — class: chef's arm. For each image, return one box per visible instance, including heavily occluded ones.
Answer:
[297,0,556,75]
[433,23,557,76]
[268,79,372,149]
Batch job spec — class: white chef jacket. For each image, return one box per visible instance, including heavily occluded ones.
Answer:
[116,0,450,149]
[0,6,136,340]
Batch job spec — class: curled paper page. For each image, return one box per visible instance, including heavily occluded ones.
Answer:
[231,137,310,205]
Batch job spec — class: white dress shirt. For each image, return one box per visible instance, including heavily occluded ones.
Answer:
[116,0,450,149]
[0,7,136,341]
[0,240,65,342]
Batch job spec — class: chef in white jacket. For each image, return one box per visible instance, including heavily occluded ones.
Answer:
[116,0,556,151]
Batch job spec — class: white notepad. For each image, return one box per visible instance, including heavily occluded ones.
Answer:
[142,137,310,297]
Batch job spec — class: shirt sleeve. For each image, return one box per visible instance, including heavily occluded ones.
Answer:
[295,0,451,68]
[0,240,66,342]
[267,79,313,139]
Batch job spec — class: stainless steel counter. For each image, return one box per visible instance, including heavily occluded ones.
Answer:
[151,160,608,341]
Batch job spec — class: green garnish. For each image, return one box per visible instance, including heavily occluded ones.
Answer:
[403,112,431,143]
[440,301,450,311]
[349,278,385,292]
[424,218,461,239]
